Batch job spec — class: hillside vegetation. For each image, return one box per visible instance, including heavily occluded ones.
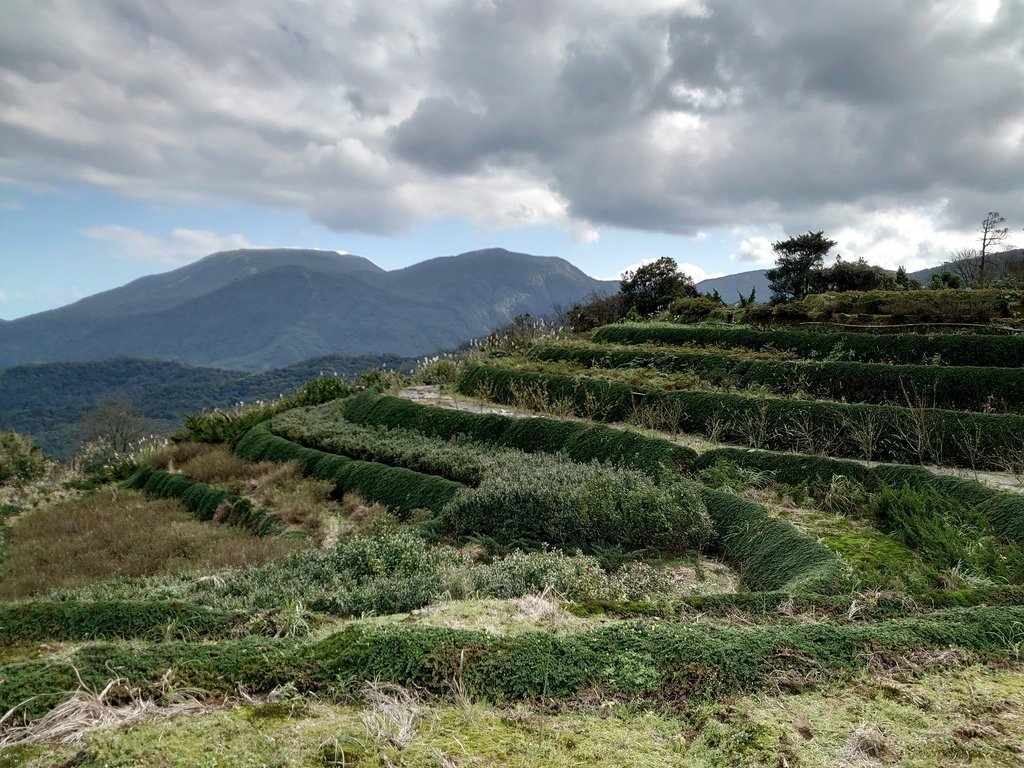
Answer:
[3,299,1024,766]
[0,354,412,457]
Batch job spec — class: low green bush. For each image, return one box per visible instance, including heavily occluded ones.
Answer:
[235,423,463,518]
[458,363,1024,470]
[572,583,1024,621]
[341,391,840,593]
[867,485,1024,584]
[697,487,847,594]
[123,466,285,535]
[0,432,48,485]
[592,322,1024,367]
[181,377,352,446]
[694,448,1024,549]
[442,456,710,553]
[341,390,698,475]
[0,600,241,643]
[744,289,1023,326]
[530,344,1024,412]
[6,606,1024,722]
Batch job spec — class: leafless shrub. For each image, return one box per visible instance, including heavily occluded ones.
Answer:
[734,404,772,449]
[629,397,685,433]
[706,409,726,444]
[846,411,881,463]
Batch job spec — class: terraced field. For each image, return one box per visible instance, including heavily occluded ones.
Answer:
[2,322,1024,765]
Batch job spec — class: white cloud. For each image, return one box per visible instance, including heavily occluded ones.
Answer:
[731,236,776,264]
[570,220,601,245]
[604,257,722,283]
[82,226,261,266]
[0,290,6,301]
[607,258,657,280]
[680,261,725,283]
[0,1,1021,252]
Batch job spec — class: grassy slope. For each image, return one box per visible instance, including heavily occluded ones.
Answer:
[5,320,1024,761]
[5,663,1024,767]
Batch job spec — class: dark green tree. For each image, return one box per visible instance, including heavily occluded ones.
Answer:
[810,256,898,293]
[766,231,836,303]
[0,432,48,485]
[619,257,697,316]
[928,270,962,289]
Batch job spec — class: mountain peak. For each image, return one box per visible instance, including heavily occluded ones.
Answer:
[0,247,614,370]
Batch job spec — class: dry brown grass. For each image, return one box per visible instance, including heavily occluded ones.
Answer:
[0,488,300,599]
[145,441,210,470]
[147,443,283,494]
[0,677,208,747]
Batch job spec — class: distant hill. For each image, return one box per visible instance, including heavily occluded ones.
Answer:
[695,251,1024,302]
[0,248,615,371]
[695,269,773,304]
[0,354,412,457]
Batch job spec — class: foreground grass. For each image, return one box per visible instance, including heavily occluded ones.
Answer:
[5,663,1023,767]
[0,488,301,599]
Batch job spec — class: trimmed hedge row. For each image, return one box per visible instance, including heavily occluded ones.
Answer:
[124,466,285,536]
[340,391,843,593]
[696,486,847,593]
[744,289,1024,327]
[695,447,1024,549]
[341,389,698,476]
[5,606,1024,720]
[572,584,1024,622]
[0,600,241,643]
[530,344,1024,413]
[458,363,1024,471]
[235,423,463,517]
[592,322,1024,367]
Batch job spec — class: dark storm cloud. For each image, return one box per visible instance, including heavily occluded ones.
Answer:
[1,0,1022,242]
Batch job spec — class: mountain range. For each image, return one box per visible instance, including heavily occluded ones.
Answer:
[0,248,615,371]
[693,252,1024,300]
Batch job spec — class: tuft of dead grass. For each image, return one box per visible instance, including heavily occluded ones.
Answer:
[360,683,422,750]
[0,676,207,748]
[843,722,897,764]
[0,488,301,598]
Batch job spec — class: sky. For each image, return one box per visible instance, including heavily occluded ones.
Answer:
[1,0,1022,319]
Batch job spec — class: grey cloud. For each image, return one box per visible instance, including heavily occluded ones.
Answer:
[1,0,1022,241]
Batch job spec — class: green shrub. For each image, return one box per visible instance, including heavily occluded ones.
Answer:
[270,402,489,485]
[592,322,1024,367]
[530,343,1024,412]
[341,390,698,476]
[744,289,1023,326]
[7,606,1024,722]
[868,485,1024,584]
[694,448,1024,549]
[459,363,1024,470]
[124,465,285,536]
[0,432,48,485]
[698,487,847,594]
[181,379,350,446]
[441,456,711,553]
[341,390,839,593]
[234,423,463,517]
[0,600,240,643]
[667,296,723,323]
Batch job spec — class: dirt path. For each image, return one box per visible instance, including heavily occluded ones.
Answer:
[397,386,1023,492]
